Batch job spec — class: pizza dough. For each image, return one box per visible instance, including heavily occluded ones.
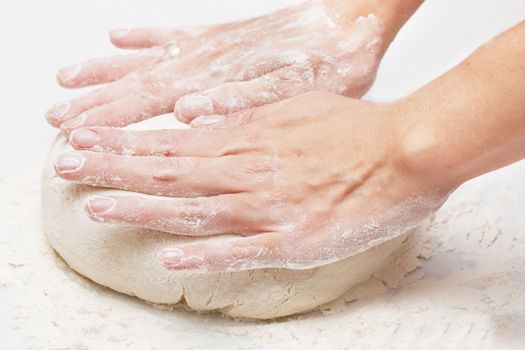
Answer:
[41,120,417,319]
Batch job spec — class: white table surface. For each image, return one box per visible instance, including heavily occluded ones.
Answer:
[2,1,525,349]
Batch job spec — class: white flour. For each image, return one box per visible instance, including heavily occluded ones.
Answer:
[3,0,525,349]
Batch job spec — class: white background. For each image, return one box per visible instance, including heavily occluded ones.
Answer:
[2,1,525,349]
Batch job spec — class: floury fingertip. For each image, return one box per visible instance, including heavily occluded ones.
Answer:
[57,64,81,85]
[45,102,71,124]
[110,29,130,39]
[70,128,99,148]
[85,196,116,220]
[190,115,226,128]
[175,95,215,122]
[54,152,84,174]
[159,248,186,260]
[159,249,207,271]
[60,113,87,131]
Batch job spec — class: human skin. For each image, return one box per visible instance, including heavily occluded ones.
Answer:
[53,20,525,272]
[45,0,422,133]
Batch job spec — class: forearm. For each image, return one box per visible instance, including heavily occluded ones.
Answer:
[399,20,525,190]
[324,0,423,48]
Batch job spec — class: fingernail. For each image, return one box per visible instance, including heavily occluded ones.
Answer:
[54,152,84,174]
[175,95,215,121]
[160,249,206,270]
[163,257,206,271]
[61,114,87,131]
[111,29,130,39]
[191,115,226,128]
[159,248,186,261]
[86,196,116,217]
[70,128,99,148]
[58,64,81,83]
[46,102,71,121]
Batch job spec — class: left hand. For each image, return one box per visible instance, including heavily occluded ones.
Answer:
[54,92,447,272]
[45,0,390,133]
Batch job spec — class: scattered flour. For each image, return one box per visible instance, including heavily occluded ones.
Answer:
[4,144,525,349]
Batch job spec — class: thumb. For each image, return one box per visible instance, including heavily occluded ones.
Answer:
[190,107,267,129]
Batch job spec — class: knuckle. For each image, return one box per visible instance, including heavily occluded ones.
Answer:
[214,130,261,156]
[179,199,205,217]
[238,156,276,177]
[127,72,171,99]
[152,158,189,182]
[155,132,180,156]
[178,199,211,231]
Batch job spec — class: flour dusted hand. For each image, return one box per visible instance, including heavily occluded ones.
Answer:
[54,92,447,272]
[45,0,389,133]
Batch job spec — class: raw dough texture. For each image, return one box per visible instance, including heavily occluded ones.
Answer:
[41,121,416,319]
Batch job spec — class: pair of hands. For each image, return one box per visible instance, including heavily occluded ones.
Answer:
[50,0,441,272]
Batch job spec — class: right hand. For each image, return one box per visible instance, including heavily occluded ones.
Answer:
[56,92,448,272]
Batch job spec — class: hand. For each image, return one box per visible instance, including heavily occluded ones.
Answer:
[54,92,448,272]
[45,0,399,133]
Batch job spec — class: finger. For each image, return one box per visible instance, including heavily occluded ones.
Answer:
[69,127,253,157]
[46,84,131,127]
[110,27,201,49]
[191,110,261,129]
[175,65,315,123]
[84,193,277,236]
[190,99,285,129]
[189,115,227,129]
[54,151,274,197]
[60,94,171,134]
[159,223,350,272]
[56,48,165,88]
[159,233,283,272]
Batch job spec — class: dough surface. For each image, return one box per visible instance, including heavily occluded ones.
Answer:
[41,120,416,319]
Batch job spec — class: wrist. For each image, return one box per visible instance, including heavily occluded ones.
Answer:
[390,21,525,197]
[321,0,423,54]
[390,98,462,195]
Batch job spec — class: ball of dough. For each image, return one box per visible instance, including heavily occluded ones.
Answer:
[41,122,412,319]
